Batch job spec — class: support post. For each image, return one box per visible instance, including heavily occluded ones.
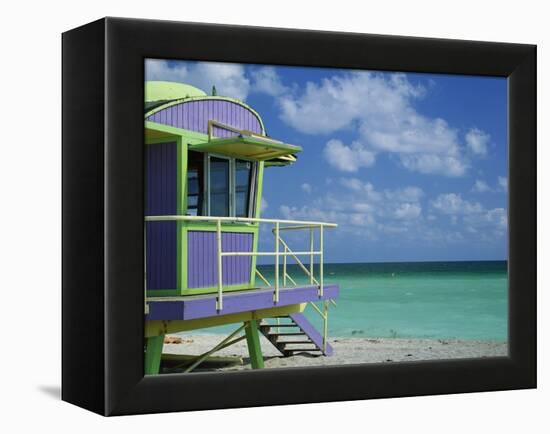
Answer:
[283,245,287,287]
[323,300,329,353]
[309,227,314,285]
[216,219,223,310]
[274,222,279,303]
[244,320,264,369]
[144,334,164,375]
[319,225,324,297]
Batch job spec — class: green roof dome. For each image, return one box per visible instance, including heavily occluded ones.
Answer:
[145,81,207,103]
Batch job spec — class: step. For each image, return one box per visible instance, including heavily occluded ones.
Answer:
[267,332,305,337]
[259,314,334,357]
[261,324,299,327]
[277,340,315,344]
[289,312,334,356]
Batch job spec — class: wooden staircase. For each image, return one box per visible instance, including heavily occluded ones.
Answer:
[259,312,334,357]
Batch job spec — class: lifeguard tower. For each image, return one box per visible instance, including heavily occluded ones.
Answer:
[144,81,339,374]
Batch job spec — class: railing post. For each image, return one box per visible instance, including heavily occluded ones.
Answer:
[274,222,279,303]
[323,300,328,353]
[283,244,287,287]
[216,219,223,310]
[309,227,314,285]
[319,225,324,297]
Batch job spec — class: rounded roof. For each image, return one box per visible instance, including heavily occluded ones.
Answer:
[145,81,207,102]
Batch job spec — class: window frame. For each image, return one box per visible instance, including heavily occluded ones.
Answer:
[185,150,205,217]
[202,152,257,218]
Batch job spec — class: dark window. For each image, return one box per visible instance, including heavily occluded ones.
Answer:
[235,159,253,217]
[186,151,204,216]
[209,156,230,217]
[188,152,256,218]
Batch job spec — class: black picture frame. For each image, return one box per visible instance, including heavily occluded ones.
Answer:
[62,17,536,416]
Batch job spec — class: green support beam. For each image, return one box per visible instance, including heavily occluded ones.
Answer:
[244,320,264,369]
[144,334,165,375]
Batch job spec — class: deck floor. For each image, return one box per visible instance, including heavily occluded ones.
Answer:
[146,284,339,321]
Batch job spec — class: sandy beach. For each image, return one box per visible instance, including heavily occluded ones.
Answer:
[159,334,508,373]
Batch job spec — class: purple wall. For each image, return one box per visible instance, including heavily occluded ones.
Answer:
[146,222,177,290]
[146,142,177,215]
[146,99,263,137]
[188,231,253,288]
[146,142,177,290]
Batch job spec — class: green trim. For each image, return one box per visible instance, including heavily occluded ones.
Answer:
[180,283,253,296]
[189,136,301,161]
[179,223,259,296]
[250,161,265,287]
[175,138,188,292]
[145,121,209,145]
[176,138,186,215]
[184,221,259,232]
[244,320,264,369]
[176,137,185,291]
[145,96,266,134]
[144,334,164,375]
[255,162,265,219]
[264,158,297,167]
[147,289,181,297]
[180,226,188,294]
[145,303,304,337]
[146,135,179,144]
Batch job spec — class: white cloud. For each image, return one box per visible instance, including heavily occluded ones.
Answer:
[281,182,505,245]
[431,193,483,215]
[339,178,424,206]
[339,178,382,201]
[498,176,508,192]
[432,193,507,235]
[144,59,250,100]
[281,179,423,233]
[465,128,490,156]
[488,208,508,230]
[277,70,473,176]
[190,62,250,100]
[280,204,343,225]
[323,139,376,172]
[400,154,468,177]
[251,66,289,97]
[394,203,422,220]
[472,179,492,193]
[301,183,312,194]
[145,59,188,82]
[384,186,424,202]
[464,208,507,232]
[279,71,424,135]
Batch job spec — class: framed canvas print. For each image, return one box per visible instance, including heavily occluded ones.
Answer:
[62,17,536,416]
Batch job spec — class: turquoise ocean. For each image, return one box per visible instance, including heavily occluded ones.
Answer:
[200,261,508,341]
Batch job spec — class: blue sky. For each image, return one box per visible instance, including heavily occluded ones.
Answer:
[146,59,508,263]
